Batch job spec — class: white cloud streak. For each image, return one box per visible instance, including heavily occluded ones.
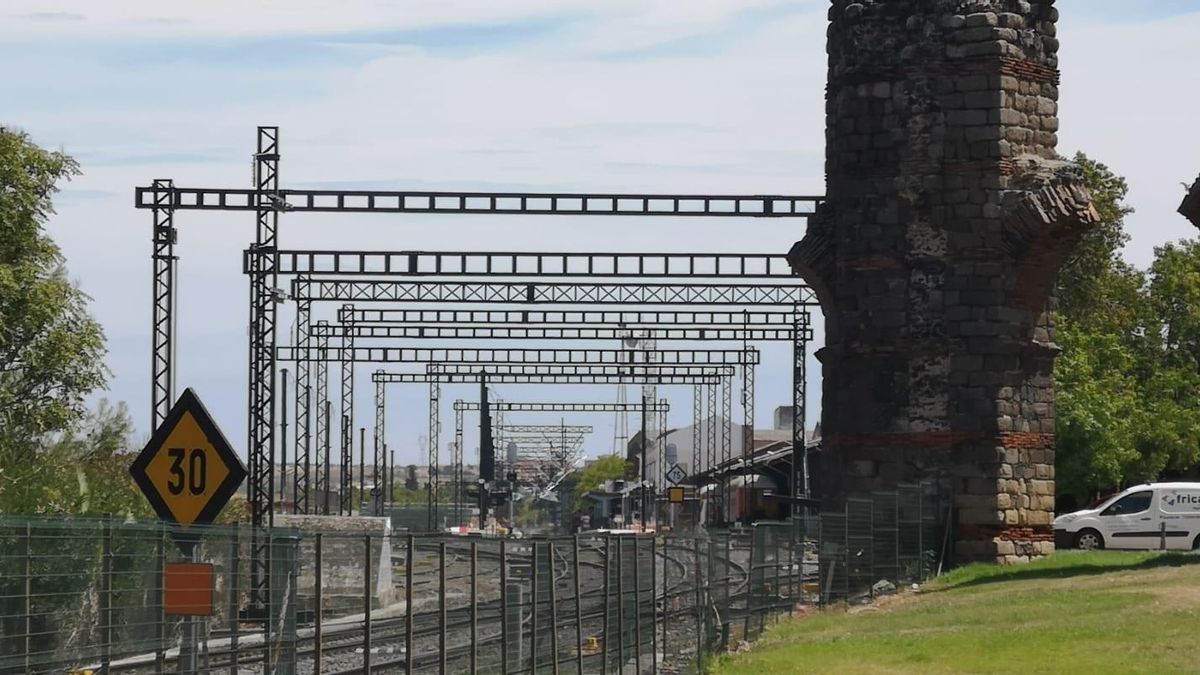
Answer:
[10,1,1199,461]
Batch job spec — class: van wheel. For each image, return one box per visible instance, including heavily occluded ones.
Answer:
[1074,529,1104,551]
[1192,534,1200,551]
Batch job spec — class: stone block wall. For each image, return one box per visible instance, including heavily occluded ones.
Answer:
[790,0,1099,563]
[275,514,398,615]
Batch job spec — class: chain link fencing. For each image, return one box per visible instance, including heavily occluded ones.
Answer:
[0,482,947,674]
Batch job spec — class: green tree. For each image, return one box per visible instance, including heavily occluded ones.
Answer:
[1054,155,1145,507]
[0,400,150,517]
[0,128,107,467]
[572,454,629,510]
[1055,156,1200,508]
[1055,154,1151,340]
[1054,322,1141,503]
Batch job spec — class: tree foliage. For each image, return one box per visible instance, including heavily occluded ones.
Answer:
[0,128,107,461]
[572,454,630,509]
[1054,154,1200,508]
[0,400,150,517]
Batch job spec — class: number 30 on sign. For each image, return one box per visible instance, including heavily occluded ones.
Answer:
[130,388,246,531]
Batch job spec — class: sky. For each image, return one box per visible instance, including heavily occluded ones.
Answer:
[5,0,1200,467]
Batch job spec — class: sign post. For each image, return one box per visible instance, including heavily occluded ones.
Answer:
[130,388,246,674]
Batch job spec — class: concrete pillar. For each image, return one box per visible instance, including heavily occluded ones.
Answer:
[791,0,1099,563]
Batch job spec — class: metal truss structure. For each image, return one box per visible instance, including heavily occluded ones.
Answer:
[341,308,805,326]
[314,323,800,341]
[245,127,279,618]
[340,304,355,516]
[279,346,760,365]
[373,377,385,515]
[426,364,737,378]
[261,249,800,278]
[452,401,671,413]
[139,186,822,217]
[496,424,594,435]
[371,363,728,530]
[372,371,728,385]
[137,127,820,643]
[291,278,818,306]
[149,179,176,429]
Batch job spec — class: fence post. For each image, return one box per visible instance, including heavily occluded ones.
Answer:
[572,535,584,675]
[633,536,642,672]
[439,541,447,675]
[101,515,113,673]
[617,536,625,667]
[602,536,611,672]
[314,532,323,675]
[531,541,540,674]
[154,524,165,673]
[405,535,414,675]
[23,523,32,674]
[744,528,755,639]
[1160,522,1167,551]
[894,492,901,590]
[651,535,659,674]
[693,536,705,674]
[500,539,509,675]
[549,541,560,675]
[470,540,478,674]
[844,502,850,604]
[774,529,781,624]
[230,525,241,675]
[721,532,731,650]
[917,488,925,580]
[364,534,372,673]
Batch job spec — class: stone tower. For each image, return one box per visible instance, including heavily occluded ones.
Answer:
[790,0,1099,563]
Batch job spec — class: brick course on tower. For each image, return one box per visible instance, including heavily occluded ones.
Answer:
[790,0,1099,563]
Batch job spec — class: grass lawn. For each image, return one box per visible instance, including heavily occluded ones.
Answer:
[711,551,1200,674]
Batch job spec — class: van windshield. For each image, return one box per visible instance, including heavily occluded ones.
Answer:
[1087,492,1118,510]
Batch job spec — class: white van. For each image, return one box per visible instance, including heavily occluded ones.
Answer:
[1053,482,1200,551]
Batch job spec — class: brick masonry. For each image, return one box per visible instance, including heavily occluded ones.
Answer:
[1181,176,1200,229]
[789,0,1100,564]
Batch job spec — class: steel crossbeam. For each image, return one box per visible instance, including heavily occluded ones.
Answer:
[258,249,797,278]
[137,186,822,217]
[311,323,805,341]
[340,308,807,326]
[373,372,725,385]
[278,347,760,365]
[292,278,818,305]
[497,424,594,435]
[453,401,671,413]
[426,363,737,378]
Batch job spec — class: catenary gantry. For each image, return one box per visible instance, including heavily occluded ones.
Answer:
[135,126,820,634]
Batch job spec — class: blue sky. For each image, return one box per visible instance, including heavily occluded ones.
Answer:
[5,0,1200,464]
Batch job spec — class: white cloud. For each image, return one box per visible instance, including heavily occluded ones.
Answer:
[13,1,1199,462]
[3,0,818,41]
[1057,7,1200,265]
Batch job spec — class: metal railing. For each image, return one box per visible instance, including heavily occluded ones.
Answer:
[0,484,946,674]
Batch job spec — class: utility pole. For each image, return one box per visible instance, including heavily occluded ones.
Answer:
[358,427,365,514]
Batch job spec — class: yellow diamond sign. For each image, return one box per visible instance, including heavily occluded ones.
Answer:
[130,389,246,529]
